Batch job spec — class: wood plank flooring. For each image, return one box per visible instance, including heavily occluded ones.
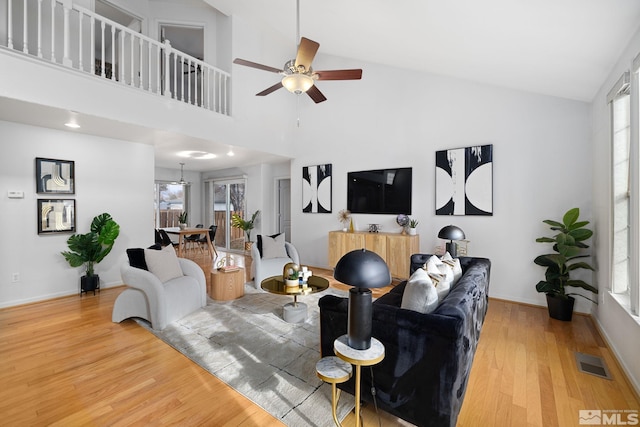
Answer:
[1,251,638,426]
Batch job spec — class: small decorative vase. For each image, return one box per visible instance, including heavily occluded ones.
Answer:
[244,241,253,251]
[408,228,417,235]
[349,218,355,233]
[179,223,187,230]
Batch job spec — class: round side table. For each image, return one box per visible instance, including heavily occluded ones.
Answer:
[316,356,353,426]
[333,334,385,427]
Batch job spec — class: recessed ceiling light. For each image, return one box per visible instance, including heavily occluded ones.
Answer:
[177,150,216,160]
[227,150,235,156]
[64,122,80,129]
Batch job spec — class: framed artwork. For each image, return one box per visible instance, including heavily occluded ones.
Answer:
[36,157,75,194]
[302,163,332,213]
[37,199,76,234]
[435,144,493,216]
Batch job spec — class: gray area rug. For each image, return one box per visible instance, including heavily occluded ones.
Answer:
[137,284,354,426]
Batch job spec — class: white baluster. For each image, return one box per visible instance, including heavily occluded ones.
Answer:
[120,30,125,83]
[187,59,191,104]
[138,37,143,88]
[180,56,184,101]
[110,25,115,80]
[7,0,13,49]
[50,0,55,61]
[77,11,83,69]
[173,52,177,100]
[62,0,71,66]
[37,0,43,57]
[100,21,105,77]
[148,43,152,91]
[156,46,161,94]
[90,16,95,73]
[162,40,171,97]
[129,34,134,86]
[22,0,28,53]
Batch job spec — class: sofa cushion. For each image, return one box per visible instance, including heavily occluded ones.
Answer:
[260,233,288,259]
[126,248,148,270]
[400,268,439,313]
[256,233,280,257]
[144,245,183,283]
[442,252,463,283]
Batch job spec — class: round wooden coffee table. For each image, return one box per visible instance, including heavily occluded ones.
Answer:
[261,275,329,323]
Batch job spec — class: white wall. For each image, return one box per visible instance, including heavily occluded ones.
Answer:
[0,120,154,308]
[287,56,593,314]
[591,25,640,395]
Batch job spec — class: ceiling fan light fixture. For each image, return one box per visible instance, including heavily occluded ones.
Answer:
[282,73,314,94]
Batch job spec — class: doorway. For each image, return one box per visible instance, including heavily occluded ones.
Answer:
[160,24,204,105]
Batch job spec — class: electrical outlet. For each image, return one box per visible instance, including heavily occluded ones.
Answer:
[11,273,19,283]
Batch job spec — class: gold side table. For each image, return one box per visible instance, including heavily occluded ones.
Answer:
[333,334,385,427]
[316,356,353,426]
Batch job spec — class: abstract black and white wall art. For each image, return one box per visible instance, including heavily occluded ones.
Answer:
[302,163,332,213]
[435,144,493,216]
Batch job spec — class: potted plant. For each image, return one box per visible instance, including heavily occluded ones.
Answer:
[178,211,188,229]
[408,218,419,235]
[61,213,120,295]
[231,210,260,250]
[534,207,597,321]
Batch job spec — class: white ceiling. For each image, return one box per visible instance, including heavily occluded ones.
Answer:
[211,0,640,102]
[4,0,640,172]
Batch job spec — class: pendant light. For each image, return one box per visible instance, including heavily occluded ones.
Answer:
[173,162,190,185]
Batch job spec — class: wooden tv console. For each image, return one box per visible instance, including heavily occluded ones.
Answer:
[328,230,419,280]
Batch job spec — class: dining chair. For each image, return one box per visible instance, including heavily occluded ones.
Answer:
[185,224,203,253]
[197,225,218,257]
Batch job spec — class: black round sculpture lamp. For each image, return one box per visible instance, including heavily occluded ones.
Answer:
[334,249,391,350]
[438,225,465,257]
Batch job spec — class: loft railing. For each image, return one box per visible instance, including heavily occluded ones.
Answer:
[3,0,230,115]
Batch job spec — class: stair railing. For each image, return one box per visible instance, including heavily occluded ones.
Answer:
[4,0,230,115]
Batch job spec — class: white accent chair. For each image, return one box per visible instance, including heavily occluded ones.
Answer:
[251,241,300,290]
[112,257,206,330]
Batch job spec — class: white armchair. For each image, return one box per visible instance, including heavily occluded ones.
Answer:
[112,257,206,330]
[251,240,300,289]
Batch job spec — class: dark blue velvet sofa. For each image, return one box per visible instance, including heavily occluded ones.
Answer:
[319,254,491,427]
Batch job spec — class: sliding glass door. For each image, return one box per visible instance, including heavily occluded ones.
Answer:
[206,177,246,252]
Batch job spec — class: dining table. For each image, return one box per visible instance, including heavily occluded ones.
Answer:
[163,227,215,258]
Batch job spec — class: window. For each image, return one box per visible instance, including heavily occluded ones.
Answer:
[155,182,190,228]
[610,53,640,316]
[609,72,630,296]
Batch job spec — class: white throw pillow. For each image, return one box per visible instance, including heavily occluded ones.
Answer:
[426,258,452,302]
[261,233,289,259]
[144,245,183,283]
[441,252,462,284]
[401,268,439,314]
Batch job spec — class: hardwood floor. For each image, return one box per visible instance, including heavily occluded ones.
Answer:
[1,252,638,426]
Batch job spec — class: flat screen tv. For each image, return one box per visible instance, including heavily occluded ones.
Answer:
[347,167,412,214]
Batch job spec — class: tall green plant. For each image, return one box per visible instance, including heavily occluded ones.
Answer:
[61,213,120,277]
[231,210,260,241]
[534,207,597,302]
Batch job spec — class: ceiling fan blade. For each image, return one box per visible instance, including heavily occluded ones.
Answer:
[256,82,284,96]
[315,69,363,81]
[233,58,282,74]
[294,37,320,71]
[306,85,327,104]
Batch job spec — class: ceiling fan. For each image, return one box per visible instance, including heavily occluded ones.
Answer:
[232,2,362,103]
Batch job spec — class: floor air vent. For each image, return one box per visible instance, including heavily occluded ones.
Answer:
[575,352,612,380]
